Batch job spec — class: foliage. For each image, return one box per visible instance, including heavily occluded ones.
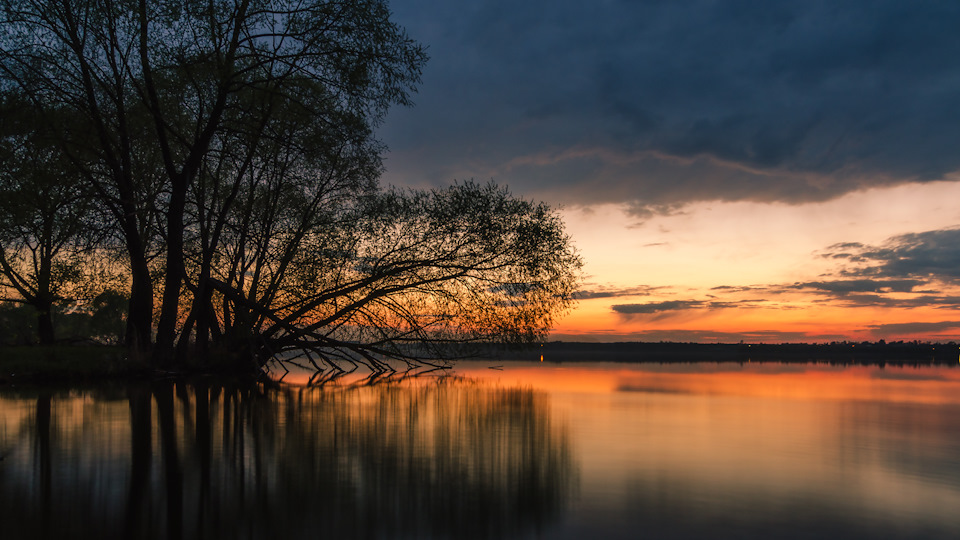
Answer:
[0,0,581,371]
[0,302,34,345]
[0,290,128,346]
[0,93,105,343]
[211,181,581,368]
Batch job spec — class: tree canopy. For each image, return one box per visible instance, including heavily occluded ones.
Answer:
[0,0,581,372]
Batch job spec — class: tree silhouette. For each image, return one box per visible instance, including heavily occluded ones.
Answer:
[0,0,580,369]
[0,94,101,343]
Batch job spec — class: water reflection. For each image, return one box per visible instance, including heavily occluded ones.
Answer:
[501,362,960,540]
[5,362,960,539]
[0,378,574,539]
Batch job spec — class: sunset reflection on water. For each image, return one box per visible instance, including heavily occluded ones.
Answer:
[1,360,959,539]
[455,361,960,539]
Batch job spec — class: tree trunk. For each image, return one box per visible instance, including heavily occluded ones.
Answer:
[125,238,154,358]
[36,244,55,345]
[185,268,215,364]
[36,306,55,345]
[155,180,187,367]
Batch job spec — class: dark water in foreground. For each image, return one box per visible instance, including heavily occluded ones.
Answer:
[2,360,960,539]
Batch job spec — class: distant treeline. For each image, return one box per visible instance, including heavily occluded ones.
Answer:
[499,341,960,366]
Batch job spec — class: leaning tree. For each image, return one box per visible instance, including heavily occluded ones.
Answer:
[1,0,581,371]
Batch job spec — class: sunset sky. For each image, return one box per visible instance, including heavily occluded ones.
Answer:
[378,0,960,343]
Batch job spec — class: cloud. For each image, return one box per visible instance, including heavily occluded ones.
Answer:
[574,285,659,300]
[792,279,924,294]
[612,299,764,318]
[818,242,870,262]
[612,300,705,315]
[867,321,960,335]
[828,295,960,310]
[859,229,960,280]
[770,227,960,310]
[823,228,960,282]
[381,0,960,210]
[710,285,768,293]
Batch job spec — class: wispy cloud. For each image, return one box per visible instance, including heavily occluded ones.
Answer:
[612,300,705,315]
[574,285,661,300]
[826,294,960,309]
[612,299,765,319]
[868,321,960,336]
[792,279,925,294]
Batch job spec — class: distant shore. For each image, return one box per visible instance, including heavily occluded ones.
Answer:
[3,340,958,386]
[511,341,960,366]
[0,345,143,384]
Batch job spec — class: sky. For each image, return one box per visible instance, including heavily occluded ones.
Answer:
[377,0,960,343]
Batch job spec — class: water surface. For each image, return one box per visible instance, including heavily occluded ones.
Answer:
[2,360,959,539]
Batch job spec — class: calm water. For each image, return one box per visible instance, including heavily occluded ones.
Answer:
[2,360,960,539]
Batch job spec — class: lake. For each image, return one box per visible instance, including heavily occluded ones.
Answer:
[2,360,960,539]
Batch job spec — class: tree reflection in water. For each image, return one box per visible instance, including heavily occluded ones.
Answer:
[0,378,574,539]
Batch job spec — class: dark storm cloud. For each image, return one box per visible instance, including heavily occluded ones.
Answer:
[381,0,960,211]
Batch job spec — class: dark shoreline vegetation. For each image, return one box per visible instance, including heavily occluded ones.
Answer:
[3,340,957,386]
[528,341,960,366]
[0,345,144,384]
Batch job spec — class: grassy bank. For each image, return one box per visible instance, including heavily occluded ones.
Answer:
[0,345,149,383]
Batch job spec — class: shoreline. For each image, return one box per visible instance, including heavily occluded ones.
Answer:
[518,341,960,366]
[4,340,958,386]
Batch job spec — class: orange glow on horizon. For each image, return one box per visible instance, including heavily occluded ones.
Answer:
[556,184,960,344]
[550,293,960,343]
